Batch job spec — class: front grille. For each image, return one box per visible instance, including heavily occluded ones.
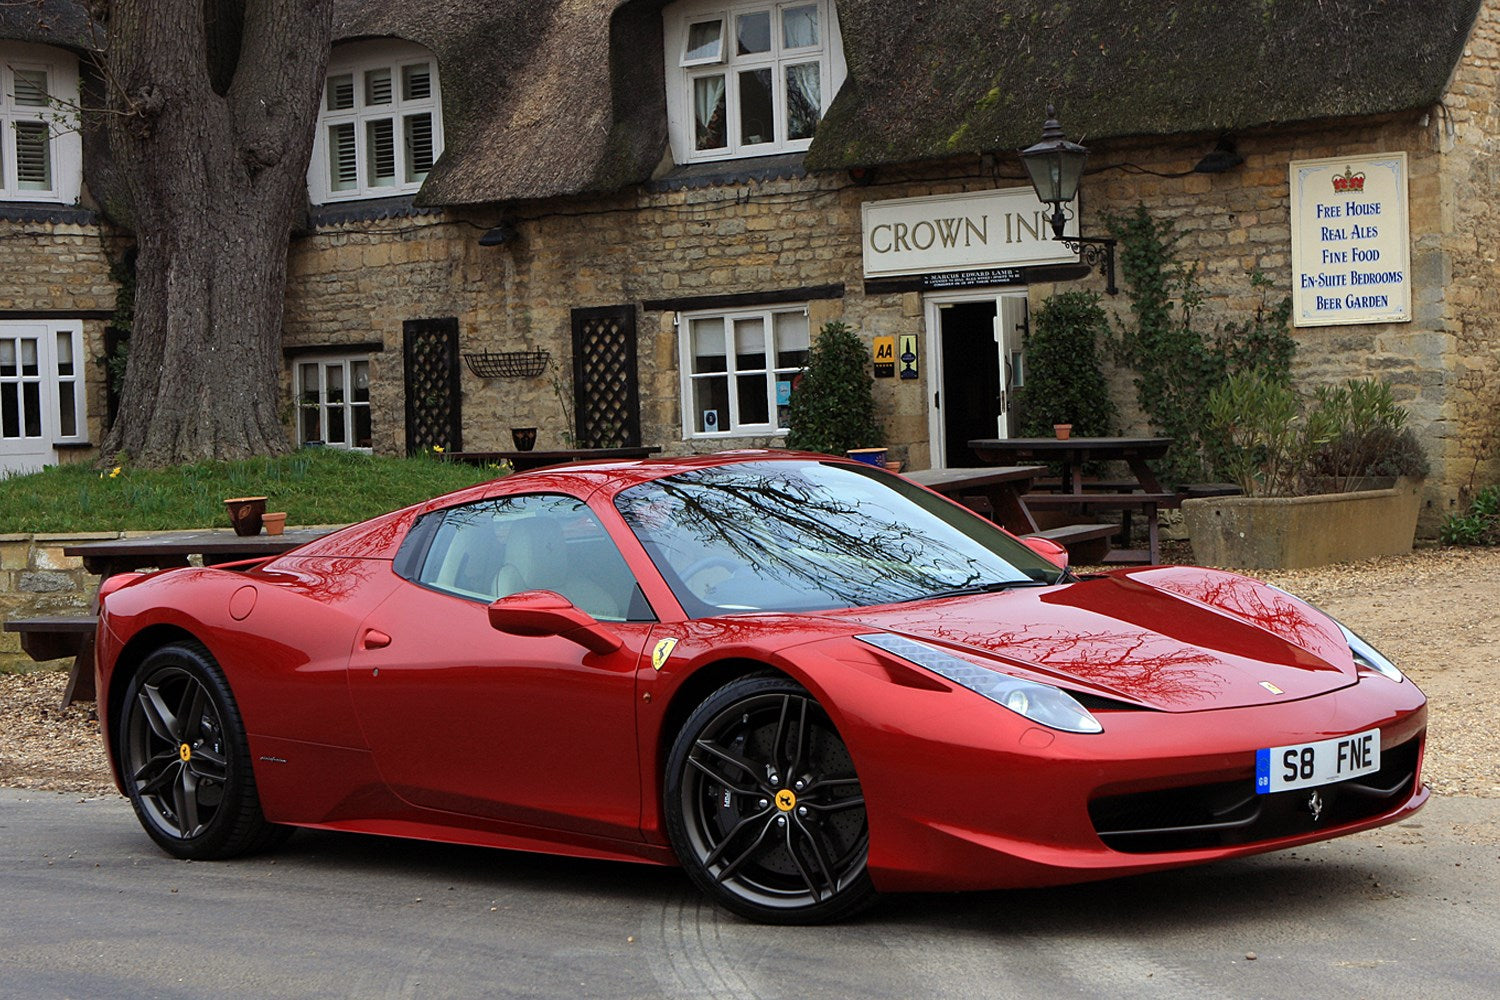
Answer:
[1089,737,1420,854]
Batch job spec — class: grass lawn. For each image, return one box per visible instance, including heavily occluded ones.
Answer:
[0,450,503,533]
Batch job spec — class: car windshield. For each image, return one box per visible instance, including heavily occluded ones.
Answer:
[615,460,1065,616]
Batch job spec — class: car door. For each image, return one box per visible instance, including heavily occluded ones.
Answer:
[347,492,656,842]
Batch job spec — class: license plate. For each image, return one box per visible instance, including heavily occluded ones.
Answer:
[1255,728,1381,794]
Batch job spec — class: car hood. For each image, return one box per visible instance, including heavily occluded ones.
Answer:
[826,566,1355,712]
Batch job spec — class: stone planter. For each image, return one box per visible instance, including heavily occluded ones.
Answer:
[1181,478,1422,570]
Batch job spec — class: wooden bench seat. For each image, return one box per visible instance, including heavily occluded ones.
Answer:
[4,616,97,662]
[1022,491,1176,508]
[1024,522,1119,564]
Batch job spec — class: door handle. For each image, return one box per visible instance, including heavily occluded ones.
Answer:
[361,628,392,650]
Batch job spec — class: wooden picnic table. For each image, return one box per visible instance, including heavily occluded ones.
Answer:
[967,437,1175,564]
[5,528,332,707]
[903,465,1046,533]
[446,446,661,473]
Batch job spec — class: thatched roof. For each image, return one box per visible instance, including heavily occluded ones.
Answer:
[0,0,94,49]
[337,0,1482,206]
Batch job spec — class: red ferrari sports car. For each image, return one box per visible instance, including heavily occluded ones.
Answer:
[96,451,1426,923]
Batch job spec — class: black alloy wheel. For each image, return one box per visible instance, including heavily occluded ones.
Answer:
[665,674,876,923]
[118,641,285,859]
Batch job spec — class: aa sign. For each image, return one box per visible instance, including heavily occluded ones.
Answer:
[873,336,896,378]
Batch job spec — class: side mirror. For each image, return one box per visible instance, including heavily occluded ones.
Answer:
[1021,535,1069,569]
[487,590,623,655]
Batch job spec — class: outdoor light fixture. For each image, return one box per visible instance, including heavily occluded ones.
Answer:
[1019,105,1117,295]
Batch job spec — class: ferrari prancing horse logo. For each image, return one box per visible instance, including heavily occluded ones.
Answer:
[651,638,679,672]
[178,743,192,762]
[775,789,797,812]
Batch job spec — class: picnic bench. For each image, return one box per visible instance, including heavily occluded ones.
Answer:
[445,445,662,473]
[4,528,331,707]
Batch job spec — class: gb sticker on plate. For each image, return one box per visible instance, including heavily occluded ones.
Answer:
[1255,728,1380,794]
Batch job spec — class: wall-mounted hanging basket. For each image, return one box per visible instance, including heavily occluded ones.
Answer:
[463,349,550,379]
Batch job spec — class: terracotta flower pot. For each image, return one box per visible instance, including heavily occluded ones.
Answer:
[261,512,288,536]
[511,427,538,451]
[224,496,268,536]
[1054,424,1073,440]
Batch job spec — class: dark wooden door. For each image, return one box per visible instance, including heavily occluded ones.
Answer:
[570,306,641,448]
[402,317,462,455]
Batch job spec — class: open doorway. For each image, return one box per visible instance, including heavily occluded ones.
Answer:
[924,291,1028,468]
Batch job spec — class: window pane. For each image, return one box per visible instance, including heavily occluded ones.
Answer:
[353,404,372,449]
[300,405,321,443]
[783,5,819,47]
[734,316,767,371]
[20,339,38,377]
[57,382,76,437]
[693,376,729,433]
[685,19,723,62]
[364,68,393,106]
[298,363,319,405]
[55,332,73,376]
[366,118,396,186]
[693,75,727,151]
[22,382,41,437]
[738,68,773,145]
[0,340,16,377]
[325,362,345,403]
[737,374,769,424]
[774,311,810,369]
[13,68,49,106]
[329,122,357,190]
[1,384,17,438]
[736,11,771,54]
[785,63,821,140]
[404,113,434,181]
[327,73,354,111]
[402,63,432,101]
[691,317,727,373]
[14,121,51,190]
[352,360,370,403]
[327,403,346,444]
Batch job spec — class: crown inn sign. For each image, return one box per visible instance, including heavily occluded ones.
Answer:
[1290,153,1411,327]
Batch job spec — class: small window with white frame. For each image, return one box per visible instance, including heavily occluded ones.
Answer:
[0,320,85,475]
[678,305,810,437]
[663,0,845,164]
[1,42,82,203]
[308,40,443,204]
[295,354,372,450]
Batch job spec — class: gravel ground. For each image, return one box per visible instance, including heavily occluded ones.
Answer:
[2,545,1496,798]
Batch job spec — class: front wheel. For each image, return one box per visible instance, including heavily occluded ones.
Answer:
[664,675,876,923]
[118,640,286,859]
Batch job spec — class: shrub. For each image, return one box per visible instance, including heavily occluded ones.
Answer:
[784,321,882,455]
[1440,485,1500,546]
[1303,379,1429,490]
[1017,291,1116,438]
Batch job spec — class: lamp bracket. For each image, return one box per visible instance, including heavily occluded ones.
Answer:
[1058,235,1118,296]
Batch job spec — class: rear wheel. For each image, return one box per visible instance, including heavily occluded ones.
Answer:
[665,675,875,923]
[118,640,286,859]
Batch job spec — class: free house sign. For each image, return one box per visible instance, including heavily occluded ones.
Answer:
[1290,153,1411,327]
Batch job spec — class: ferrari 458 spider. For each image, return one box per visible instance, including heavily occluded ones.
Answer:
[96,452,1426,923]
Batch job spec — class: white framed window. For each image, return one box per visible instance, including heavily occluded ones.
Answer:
[0,320,85,475]
[307,40,443,204]
[295,354,372,450]
[1,43,81,203]
[663,0,845,164]
[678,305,810,437]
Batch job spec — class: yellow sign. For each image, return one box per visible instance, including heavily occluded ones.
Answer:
[872,336,896,378]
[775,789,797,812]
[651,637,679,671]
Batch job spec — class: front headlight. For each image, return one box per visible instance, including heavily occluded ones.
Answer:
[1339,623,1404,683]
[857,633,1103,734]
[1266,584,1403,683]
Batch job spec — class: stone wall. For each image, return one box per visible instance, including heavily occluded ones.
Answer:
[0,531,111,671]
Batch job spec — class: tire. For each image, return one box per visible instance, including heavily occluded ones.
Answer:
[664,674,876,924]
[117,640,287,859]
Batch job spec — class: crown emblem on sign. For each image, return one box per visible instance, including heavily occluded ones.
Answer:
[1331,166,1366,193]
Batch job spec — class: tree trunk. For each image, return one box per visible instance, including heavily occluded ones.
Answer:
[101,0,332,465]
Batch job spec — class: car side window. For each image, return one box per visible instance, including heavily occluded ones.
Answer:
[414,494,654,623]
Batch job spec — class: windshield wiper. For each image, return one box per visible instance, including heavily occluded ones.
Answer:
[913,579,1055,602]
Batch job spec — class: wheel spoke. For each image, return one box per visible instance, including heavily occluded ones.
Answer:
[188,745,227,784]
[687,752,760,796]
[802,775,859,795]
[788,698,810,776]
[693,739,773,792]
[714,813,779,883]
[133,753,179,797]
[804,794,865,814]
[702,804,775,869]
[792,813,840,898]
[173,770,202,838]
[782,818,824,903]
[137,684,180,742]
[177,682,209,742]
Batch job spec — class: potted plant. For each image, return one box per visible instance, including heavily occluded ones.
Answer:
[1182,375,1427,569]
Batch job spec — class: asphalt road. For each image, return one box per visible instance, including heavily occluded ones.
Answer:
[2,789,1497,1000]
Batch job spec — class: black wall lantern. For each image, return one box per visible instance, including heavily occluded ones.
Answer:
[1019,106,1117,295]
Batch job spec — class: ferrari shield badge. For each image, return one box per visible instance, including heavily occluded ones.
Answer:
[651,637,679,672]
